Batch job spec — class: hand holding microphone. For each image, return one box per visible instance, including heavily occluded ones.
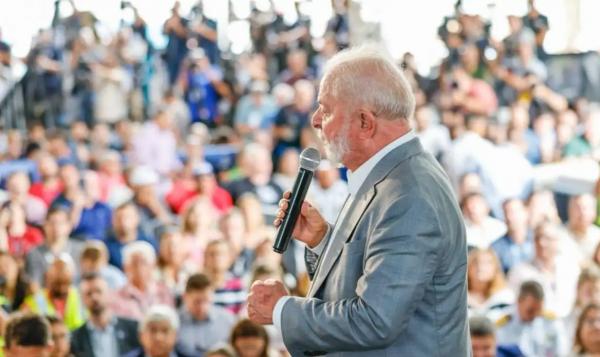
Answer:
[273,148,328,253]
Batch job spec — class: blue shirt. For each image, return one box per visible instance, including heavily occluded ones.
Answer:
[491,233,535,274]
[105,231,157,270]
[52,195,112,241]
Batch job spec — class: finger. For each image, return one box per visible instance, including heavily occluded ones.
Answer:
[278,199,289,210]
[250,280,265,292]
[273,218,281,227]
[276,210,285,219]
[283,191,291,199]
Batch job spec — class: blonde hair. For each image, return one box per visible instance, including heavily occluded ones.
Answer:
[467,248,507,299]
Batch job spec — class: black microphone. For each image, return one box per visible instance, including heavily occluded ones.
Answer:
[273,147,321,254]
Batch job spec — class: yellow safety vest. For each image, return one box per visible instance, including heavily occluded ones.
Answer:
[23,287,85,331]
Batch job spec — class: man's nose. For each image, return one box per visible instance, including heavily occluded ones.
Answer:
[311,110,322,129]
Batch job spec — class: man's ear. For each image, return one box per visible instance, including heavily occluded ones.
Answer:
[358,110,376,138]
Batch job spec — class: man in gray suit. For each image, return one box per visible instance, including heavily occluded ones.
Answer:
[247,45,471,356]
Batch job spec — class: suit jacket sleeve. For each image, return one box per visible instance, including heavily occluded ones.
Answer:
[280,193,442,353]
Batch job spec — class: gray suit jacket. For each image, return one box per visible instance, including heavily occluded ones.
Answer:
[280,138,471,356]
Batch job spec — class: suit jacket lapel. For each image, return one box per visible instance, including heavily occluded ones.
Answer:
[307,138,424,298]
[81,324,95,357]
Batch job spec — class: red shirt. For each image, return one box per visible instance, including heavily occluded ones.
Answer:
[29,181,63,207]
[166,179,233,214]
[8,226,44,258]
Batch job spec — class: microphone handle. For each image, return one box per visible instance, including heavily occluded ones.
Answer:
[273,168,314,253]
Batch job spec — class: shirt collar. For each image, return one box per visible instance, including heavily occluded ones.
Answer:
[346,130,416,196]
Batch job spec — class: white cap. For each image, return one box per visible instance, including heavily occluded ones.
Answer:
[129,166,159,186]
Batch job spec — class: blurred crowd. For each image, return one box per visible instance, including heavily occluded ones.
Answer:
[0,0,599,356]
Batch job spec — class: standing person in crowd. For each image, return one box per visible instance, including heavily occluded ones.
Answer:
[248,45,469,355]
[23,256,85,331]
[163,1,189,85]
[112,241,174,320]
[125,305,185,357]
[179,197,222,269]
[91,53,131,125]
[128,166,172,239]
[509,222,580,317]
[71,273,140,357]
[462,192,507,249]
[156,226,189,298]
[203,239,246,315]
[105,201,156,270]
[234,80,278,139]
[573,303,600,356]
[496,281,568,356]
[176,273,236,356]
[467,249,515,321]
[3,312,52,357]
[219,208,254,278]
[491,198,534,273]
[46,316,71,357]
[25,207,83,286]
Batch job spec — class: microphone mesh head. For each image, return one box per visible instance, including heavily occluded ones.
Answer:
[299,147,321,172]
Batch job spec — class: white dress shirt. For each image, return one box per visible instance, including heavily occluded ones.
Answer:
[273,130,417,331]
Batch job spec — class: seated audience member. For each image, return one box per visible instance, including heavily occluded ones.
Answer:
[564,268,600,348]
[4,171,47,226]
[0,203,44,260]
[203,239,246,315]
[0,251,32,311]
[219,208,254,278]
[179,198,222,269]
[176,273,236,356]
[4,312,52,357]
[25,206,84,286]
[573,303,600,356]
[112,241,174,320]
[29,153,63,207]
[46,316,70,357]
[71,273,140,357]
[509,222,580,317]
[105,201,156,270]
[23,256,85,331]
[230,319,273,357]
[156,226,190,298]
[128,166,173,239]
[51,165,112,241]
[462,192,507,249]
[496,281,568,356]
[467,249,514,321]
[78,240,126,290]
[22,256,85,331]
[491,199,534,273]
[124,305,186,357]
[469,316,523,357]
[563,194,600,262]
[526,190,560,229]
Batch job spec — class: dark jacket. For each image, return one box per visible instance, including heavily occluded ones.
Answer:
[70,317,140,357]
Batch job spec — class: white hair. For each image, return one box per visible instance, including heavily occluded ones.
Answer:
[122,241,156,266]
[321,43,416,121]
[140,304,180,332]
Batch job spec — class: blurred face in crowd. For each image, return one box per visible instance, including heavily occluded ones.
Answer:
[569,194,597,232]
[462,194,489,224]
[113,204,139,238]
[125,252,155,288]
[80,277,110,316]
[70,122,89,142]
[100,152,122,176]
[59,164,81,190]
[159,232,184,267]
[46,261,73,299]
[316,166,339,190]
[49,321,70,357]
[468,250,497,293]
[527,190,558,227]
[44,211,72,244]
[234,336,267,357]
[278,150,299,177]
[578,279,600,308]
[534,225,559,262]
[155,111,173,131]
[185,198,217,233]
[580,308,600,353]
[184,288,213,321]
[204,242,231,273]
[197,173,217,195]
[37,154,59,179]
[471,335,496,357]
[83,171,101,202]
[459,173,482,199]
[140,320,177,357]
[503,199,528,232]
[518,294,542,322]
[287,50,307,76]
[92,124,111,148]
[7,172,30,198]
[6,131,23,159]
[220,212,245,251]
[510,105,530,131]
[294,80,315,113]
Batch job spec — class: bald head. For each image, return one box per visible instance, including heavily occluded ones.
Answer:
[46,258,75,299]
